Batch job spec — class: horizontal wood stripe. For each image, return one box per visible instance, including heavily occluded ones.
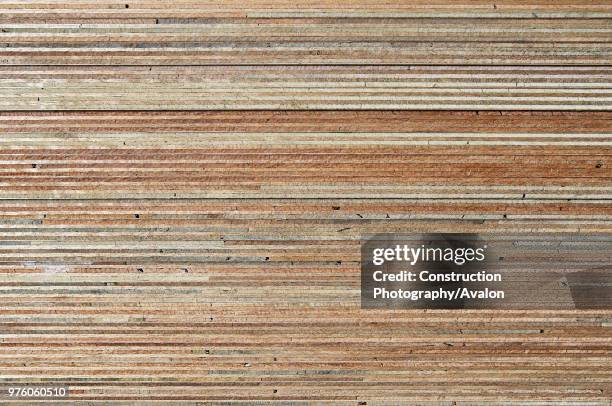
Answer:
[2,1,611,15]
[1,1,611,66]
[2,66,612,110]
[1,110,611,132]
[0,111,609,200]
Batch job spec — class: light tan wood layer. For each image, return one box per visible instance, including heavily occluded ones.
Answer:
[2,0,612,18]
[1,66,611,110]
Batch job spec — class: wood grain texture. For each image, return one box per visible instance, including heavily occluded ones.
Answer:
[2,66,612,110]
[1,111,611,200]
[1,1,611,404]
[1,1,611,65]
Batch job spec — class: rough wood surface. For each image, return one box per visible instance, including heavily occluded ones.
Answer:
[0,1,611,404]
[1,1,611,65]
[2,66,611,110]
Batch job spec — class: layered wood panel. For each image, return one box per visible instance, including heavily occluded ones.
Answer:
[1,0,611,404]
[2,66,611,110]
[1,1,611,65]
[0,111,611,403]
[0,111,611,201]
